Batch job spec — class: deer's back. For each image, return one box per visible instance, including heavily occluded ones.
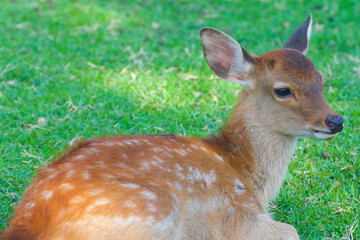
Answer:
[3,135,260,240]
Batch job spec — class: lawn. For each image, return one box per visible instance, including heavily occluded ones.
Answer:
[0,0,359,239]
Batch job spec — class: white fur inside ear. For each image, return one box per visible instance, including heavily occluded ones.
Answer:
[227,61,253,88]
[227,77,254,89]
[200,28,254,87]
[303,15,312,54]
[306,17,312,41]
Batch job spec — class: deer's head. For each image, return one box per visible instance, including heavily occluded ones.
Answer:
[200,15,344,140]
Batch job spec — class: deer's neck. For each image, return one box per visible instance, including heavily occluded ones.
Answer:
[206,92,297,206]
[239,124,297,205]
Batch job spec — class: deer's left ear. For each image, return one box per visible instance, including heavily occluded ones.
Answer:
[283,14,312,55]
[200,27,255,88]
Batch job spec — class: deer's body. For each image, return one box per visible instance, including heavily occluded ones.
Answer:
[2,133,295,240]
[2,15,344,240]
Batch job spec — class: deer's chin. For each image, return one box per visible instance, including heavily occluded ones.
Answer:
[312,131,338,140]
[289,129,337,139]
[303,126,338,140]
[286,129,313,138]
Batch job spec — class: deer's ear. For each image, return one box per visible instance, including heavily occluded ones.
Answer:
[283,14,312,55]
[200,28,255,88]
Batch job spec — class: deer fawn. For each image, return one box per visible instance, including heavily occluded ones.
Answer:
[2,15,344,240]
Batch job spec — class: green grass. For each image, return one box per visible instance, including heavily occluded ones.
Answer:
[0,0,359,239]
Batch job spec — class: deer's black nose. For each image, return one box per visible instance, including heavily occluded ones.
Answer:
[325,115,344,134]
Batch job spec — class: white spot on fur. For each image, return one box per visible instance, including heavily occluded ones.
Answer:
[86,198,110,212]
[124,141,132,145]
[59,183,74,190]
[142,190,157,200]
[176,171,185,180]
[139,161,151,171]
[115,162,127,168]
[69,216,143,229]
[57,208,67,218]
[102,174,116,179]
[174,182,183,190]
[89,189,104,195]
[235,179,245,194]
[187,167,216,187]
[190,144,199,149]
[142,139,152,145]
[86,205,95,212]
[66,169,76,178]
[88,148,100,153]
[175,163,183,171]
[188,166,202,181]
[175,149,187,156]
[147,203,157,212]
[70,196,85,203]
[47,172,58,179]
[74,155,84,160]
[187,197,229,213]
[150,160,163,170]
[203,170,217,187]
[24,212,32,219]
[187,186,193,193]
[152,211,177,232]
[214,154,223,161]
[130,140,140,145]
[35,180,44,188]
[148,182,160,187]
[41,190,53,199]
[25,202,36,209]
[101,142,114,147]
[186,198,204,212]
[145,216,155,225]
[94,198,110,206]
[152,147,164,153]
[116,142,124,147]
[208,197,230,209]
[241,203,256,208]
[44,167,55,172]
[121,153,128,159]
[164,146,173,152]
[121,183,140,189]
[63,163,73,168]
[82,171,91,179]
[97,161,107,168]
[200,147,208,152]
[123,200,137,208]
[153,156,164,163]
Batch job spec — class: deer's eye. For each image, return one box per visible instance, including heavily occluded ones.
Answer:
[274,88,292,97]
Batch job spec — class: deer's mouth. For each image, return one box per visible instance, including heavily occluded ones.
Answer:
[312,129,329,134]
[311,129,337,140]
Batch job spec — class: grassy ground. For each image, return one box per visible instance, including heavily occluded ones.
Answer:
[0,0,359,239]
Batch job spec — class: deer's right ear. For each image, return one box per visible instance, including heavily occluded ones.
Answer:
[200,28,255,88]
[283,14,312,54]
